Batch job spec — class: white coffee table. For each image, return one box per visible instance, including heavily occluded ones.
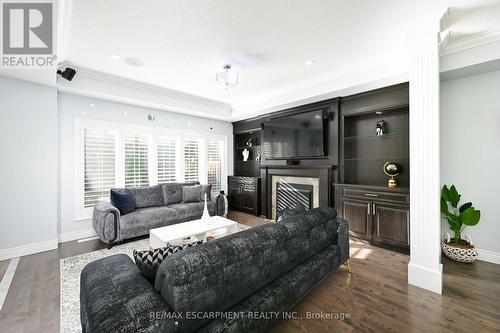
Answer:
[149,216,240,249]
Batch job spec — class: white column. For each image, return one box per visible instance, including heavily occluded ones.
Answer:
[408,20,443,294]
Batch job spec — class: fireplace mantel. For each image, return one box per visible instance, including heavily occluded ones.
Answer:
[260,166,332,219]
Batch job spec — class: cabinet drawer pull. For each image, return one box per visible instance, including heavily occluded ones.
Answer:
[365,193,379,197]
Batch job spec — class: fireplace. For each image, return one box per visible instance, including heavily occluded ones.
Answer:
[271,175,320,220]
[276,182,313,220]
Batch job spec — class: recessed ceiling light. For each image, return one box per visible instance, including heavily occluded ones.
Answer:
[111,54,121,60]
[305,60,315,66]
[123,56,144,67]
[89,103,95,108]
[376,111,383,115]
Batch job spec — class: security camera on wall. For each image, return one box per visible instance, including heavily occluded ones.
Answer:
[57,67,77,81]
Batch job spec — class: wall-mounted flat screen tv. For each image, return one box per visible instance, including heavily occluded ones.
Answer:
[262,109,328,159]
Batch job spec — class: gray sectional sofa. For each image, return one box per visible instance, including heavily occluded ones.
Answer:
[92,182,226,248]
[81,207,349,333]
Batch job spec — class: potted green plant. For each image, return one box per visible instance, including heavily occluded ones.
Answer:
[441,185,481,263]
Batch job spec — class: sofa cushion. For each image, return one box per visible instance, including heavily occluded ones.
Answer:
[200,184,212,201]
[155,207,338,332]
[110,188,135,215]
[161,182,199,205]
[128,185,164,208]
[120,206,178,239]
[182,185,202,202]
[168,202,216,220]
[133,240,203,282]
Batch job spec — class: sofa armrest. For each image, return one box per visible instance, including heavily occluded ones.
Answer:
[337,218,350,263]
[80,254,175,333]
[211,193,228,217]
[92,202,120,244]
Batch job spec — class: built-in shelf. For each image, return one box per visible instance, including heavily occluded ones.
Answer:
[344,132,408,141]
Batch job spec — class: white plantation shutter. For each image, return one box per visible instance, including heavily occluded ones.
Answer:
[184,138,200,182]
[125,132,149,187]
[157,136,177,183]
[83,128,117,207]
[207,139,223,194]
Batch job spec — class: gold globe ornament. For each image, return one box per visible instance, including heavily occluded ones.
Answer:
[383,162,399,188]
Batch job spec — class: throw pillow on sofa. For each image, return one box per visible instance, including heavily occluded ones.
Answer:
[200,184,212,201]
[110,188,135,215]
[133,240,203,282]
[182,185,202,202]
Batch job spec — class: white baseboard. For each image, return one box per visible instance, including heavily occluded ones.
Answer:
[57,228,97,243]
[408,261,443,294]
[0,239,58,261]
[477,249,500,265]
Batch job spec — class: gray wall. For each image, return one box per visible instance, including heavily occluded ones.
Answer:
[440,69,500,256]
[0,77,58,257]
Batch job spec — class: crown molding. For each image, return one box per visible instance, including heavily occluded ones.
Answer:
[64,65,231,110]
[440,30,500,56]
[57,65,232,121]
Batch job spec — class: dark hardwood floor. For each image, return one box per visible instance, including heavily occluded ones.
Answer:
[0,259,9,281]
[0,211,499,332]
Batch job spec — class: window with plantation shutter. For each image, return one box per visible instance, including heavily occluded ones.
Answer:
[125,132,149,187]
[184,138,200,182]
[157,136,177,183]
[207,139,223,194]
[83,128,117,207]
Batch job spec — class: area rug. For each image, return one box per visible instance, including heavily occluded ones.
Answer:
[60,223,249,333]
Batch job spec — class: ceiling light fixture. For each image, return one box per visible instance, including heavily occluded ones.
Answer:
[305,60,315,66]
[216,64,238,89]
[111,54,121,60]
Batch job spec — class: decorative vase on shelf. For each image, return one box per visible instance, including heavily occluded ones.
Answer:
[242,148,249,161]
[201,194,211,223]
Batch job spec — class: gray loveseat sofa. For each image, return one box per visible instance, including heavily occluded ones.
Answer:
[92,182,226,248]
[81,207,349,333]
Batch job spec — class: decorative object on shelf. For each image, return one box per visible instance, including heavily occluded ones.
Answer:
[256,151,261,161]
[441,185,480,263]
[201,193,211,223]
[242,148,250,161]
[375,119,386,136]
[246,138,253,147]
[383,162,399,188]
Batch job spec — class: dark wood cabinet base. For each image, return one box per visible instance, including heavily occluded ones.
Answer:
[334,184,410,252]
[228,176,261,216]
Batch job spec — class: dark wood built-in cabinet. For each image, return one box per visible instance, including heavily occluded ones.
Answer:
[230,83,410,253]
[228,176,261,216]
[228,127,262,216]
[335,184,409,253]
[335,83,410,253]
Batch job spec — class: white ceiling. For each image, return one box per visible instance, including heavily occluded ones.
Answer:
[59,0,499,117]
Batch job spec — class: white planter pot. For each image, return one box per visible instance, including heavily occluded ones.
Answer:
[441,233,478,263]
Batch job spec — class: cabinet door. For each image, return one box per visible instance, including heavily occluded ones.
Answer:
[228,186,242,209]
[372,202,409,247]
[340,198,372,240]
[241,188,256,213]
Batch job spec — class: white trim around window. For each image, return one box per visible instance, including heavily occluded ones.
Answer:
[74,118,229,220]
